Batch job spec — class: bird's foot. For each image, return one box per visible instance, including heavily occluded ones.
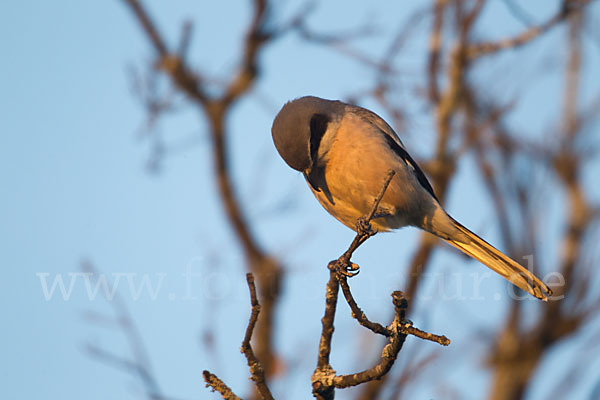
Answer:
[328,259,360,278]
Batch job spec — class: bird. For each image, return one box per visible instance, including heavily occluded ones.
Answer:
[271,96,552,301]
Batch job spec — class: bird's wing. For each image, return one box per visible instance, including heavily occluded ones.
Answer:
[352,107,438,201]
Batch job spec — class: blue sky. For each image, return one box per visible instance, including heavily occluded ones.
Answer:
[2,1,600,399]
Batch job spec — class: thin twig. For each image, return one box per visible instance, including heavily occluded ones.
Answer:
[366,169,397,221]
[335,169,396,273]
[400,324,451,346]
[242,274,261,348]
[427,0,447,103]
[82,261,165,400]
[339,274,450,346]
[201,274,275,399]
[203,370,242,400]
[501,0,536,27]
[122,0,168,56]
[241,273,275,400]
[338,277,390,336]
[177,21,193,62]
[466,0,593,60]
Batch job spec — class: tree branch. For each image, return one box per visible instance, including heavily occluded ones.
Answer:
[329,291,408,389]
[466,0,593,60]
[122,0,168,56]
[121,0,285,380]
[203,370,242,400]
[202,273,274,400]
[241,274,275,400]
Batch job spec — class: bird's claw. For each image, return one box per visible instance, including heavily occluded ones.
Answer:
[328,259,360,278]
[339,261,360,277]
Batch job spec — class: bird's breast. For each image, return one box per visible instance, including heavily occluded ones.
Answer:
[306,114,430,231]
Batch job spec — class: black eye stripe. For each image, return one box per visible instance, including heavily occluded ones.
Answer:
[309,113,330,162]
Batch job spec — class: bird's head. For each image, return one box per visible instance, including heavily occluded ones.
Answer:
[271,96,344,173]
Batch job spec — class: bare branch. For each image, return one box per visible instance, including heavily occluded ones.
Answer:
[501,0,536,27]
[338,277,390,337]
[427,0,447,103]
[177,21,193,62]
[401,323,451,346]
[240,274,275,400]
[86,345,166,400]
[329,292,408,389]
[467,0,594,60]
[222,0,270,105]
[203,370,242,400]
[122,0,168,56]
[314,268,340,378]
[82,261,167,400]
[201,274,274,400]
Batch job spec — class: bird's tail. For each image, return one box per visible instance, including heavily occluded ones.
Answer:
[435,215,552,301]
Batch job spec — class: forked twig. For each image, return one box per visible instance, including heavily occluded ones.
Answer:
[329,291,409,389]
[202,274,274,400]
[338,277,450,346]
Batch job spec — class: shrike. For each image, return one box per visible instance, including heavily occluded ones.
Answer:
[271,96,551,301]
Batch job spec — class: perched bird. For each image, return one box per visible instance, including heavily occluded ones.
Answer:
[271,96,551,301]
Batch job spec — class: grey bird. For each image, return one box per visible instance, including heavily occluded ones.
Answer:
[271,96,551,301]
